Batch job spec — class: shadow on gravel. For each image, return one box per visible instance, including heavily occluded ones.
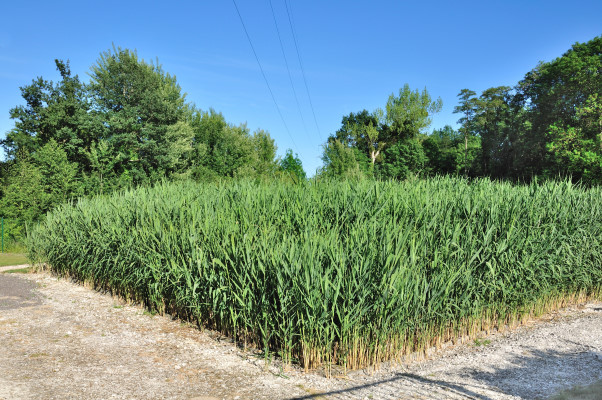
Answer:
[290,347,602,399]
[0,274,41,310]
[466,347,602,399]
[549,380,602,400]
[291,373,496,399]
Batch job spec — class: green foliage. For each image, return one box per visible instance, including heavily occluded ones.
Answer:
[29,178,602,371]
[376,139,426,180]
[474,87,515,177]
[577,94,602,146]
[324,110,383,172]
[1,60,103,168]
[188,109,279,180]
[88,46,191,183]
[0,141,79,245]
[385,84,443,140]
[322,85,442,178]
[516,36,602,179]
[0,157,47,222]
[83,139,127,195]
[453,89,478,176]
[320,139,370,179]
[543,93,602,183]
[423,125,464,175]
[545,124,602,182]
[1,46,282,233]
[279,149,306,182]
[252,129,279,177]
[34,140,80,203]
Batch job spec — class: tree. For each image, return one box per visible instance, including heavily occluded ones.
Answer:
[164,121,195,178]
[2,59,103,170]
[321,85,442,178]
[423,125,463,175]
[384,84,443,141]
[0,156,48,223]
[354,118,381,166]
[546,124,602,182]
[377,139,426,180]
[472,86,515,177]
[187,108,279,180]
[329,110,381,170]
[320,139,368,179]
[577,94,602,150]
[34,140,80,204]
[453,89,478,176]
[83,140,121,195]
[252,129,279,178]
[279,149,306,182]
[88,46,191,183]
[516,36,602,180]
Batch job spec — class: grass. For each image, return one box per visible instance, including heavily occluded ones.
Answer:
[473,338,491,347]
[27,177,602,372]
[143,310,158,317]
[0,253,29,267]
[2,267,33,274]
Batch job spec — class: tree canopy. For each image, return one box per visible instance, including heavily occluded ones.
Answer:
[2,36,601,235]
[320,36,602,184]
[321,84,442,179]
[1,46,298,228]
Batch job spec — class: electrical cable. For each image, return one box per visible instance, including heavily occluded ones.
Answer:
[284,0,322,140]
[269,0,313,144]
[232,0,301,156]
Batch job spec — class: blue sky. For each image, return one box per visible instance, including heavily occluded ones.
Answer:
[1,1,601,175]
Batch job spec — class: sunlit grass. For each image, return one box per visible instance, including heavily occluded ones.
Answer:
[27,177,602,372]
[2,267,33,274]
[0,253,29,267]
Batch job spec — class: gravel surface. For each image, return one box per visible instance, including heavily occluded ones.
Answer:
[0,267,601,400]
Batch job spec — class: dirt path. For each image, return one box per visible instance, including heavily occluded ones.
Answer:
[0,268,601,400]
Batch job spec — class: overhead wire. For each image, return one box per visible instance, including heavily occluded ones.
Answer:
[231,0,301,157]
[269,0,313,144]
[284,0,322,140]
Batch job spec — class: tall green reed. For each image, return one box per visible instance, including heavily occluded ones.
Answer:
[28,177,602,371]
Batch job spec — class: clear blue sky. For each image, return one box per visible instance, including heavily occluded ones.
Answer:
[1,1,601,175]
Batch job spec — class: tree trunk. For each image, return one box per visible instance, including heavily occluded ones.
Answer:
[464,133,468,177]
[371,149,380,165]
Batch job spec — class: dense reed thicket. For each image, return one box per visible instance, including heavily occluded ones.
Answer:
[28,178,602,371]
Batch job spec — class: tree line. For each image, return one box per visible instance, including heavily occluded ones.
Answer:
[0,46,306,232]
[1,36,600,239]
[320,36,602,183]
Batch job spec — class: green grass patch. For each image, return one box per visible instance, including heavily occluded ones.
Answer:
[27,177,602,372]
[0,253,29,267]
[473,338,491,347]
[2,267,33,274]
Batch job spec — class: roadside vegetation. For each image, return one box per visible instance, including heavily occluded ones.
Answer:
[2,36,601,372]
[28,177,602,371]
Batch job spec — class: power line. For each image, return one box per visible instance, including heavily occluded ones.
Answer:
[231,0,301,156]
[269,0,313,144]
[284,0,322,140]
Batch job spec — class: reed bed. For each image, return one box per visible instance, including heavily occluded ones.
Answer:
[28,177,602,371]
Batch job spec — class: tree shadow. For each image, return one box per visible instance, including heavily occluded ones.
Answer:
[466,347,602,399]
[289,347,602,399]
